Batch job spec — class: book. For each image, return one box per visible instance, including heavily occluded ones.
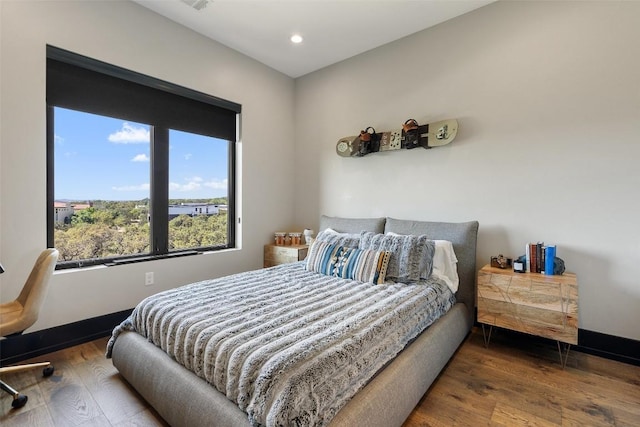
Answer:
[537,242,544,273]
[529,243,537,273]
[545,245,556,275]
[526,242,546,273]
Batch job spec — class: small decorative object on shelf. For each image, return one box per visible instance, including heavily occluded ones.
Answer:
[303,229,314,245]
[289,232,302,246]
[273,231,306,246]
[490,254,512,269]
[274,232,286,246]
[513,259,526,273]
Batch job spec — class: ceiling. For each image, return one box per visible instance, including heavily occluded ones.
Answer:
[133,0,495,78]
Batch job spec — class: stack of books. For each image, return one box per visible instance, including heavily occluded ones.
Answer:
[525,243,556,275]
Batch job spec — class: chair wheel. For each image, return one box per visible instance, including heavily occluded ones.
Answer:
[43,365,54,377]
[11,394,28,409]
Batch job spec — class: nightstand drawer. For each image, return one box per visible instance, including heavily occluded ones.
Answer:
[264,244,308,267]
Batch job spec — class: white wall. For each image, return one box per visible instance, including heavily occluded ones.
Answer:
[294,1,640,341]
[0,1,295,331]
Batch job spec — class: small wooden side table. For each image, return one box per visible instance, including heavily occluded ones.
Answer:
[263,244,309,268]
[477,264,578,367]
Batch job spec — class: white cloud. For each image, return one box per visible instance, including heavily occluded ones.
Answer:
[184,153,192,160]
[112,183,150,192]
[55,134,65,144]
[204,179,228,190]
[108,123,150,144]
[131,154,150,162]
[168,176,227,193]
[169,181,201,192]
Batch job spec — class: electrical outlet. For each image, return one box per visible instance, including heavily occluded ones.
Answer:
[145,272,154,286]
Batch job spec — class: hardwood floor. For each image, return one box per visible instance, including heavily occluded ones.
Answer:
[1,328,638,426]
[404,330,640,427]
[0,336,167,427]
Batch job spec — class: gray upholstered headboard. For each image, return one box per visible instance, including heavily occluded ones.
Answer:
[318,216,386,234]
[318,215,479,311]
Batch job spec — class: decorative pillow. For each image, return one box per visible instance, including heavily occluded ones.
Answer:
[306,240,390,284]
[386,232,459,289]
[359,232,435,282]
[314,228,361,248]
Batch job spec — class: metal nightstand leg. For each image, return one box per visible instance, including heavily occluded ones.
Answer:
[481,324,493,348]
[557,341,571,369]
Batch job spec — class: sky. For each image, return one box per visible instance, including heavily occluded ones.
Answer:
[54,107,229,201]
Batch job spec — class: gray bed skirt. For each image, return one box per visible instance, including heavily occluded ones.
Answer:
[112,302,472,427]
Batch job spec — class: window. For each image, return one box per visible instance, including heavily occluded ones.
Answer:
[46,46,241,269]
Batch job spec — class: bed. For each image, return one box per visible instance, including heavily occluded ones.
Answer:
[108,216,479,427]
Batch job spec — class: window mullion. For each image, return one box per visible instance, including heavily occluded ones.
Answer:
[227,139,236,248]
[46,106,55,248]
[150,126,169,254]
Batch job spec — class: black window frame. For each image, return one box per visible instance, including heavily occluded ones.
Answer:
[46,46,241,269]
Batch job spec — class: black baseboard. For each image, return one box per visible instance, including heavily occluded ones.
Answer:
[2,309,639,367]
[476,314,640,366]
[0,309,132,365]
[576,329,640,366]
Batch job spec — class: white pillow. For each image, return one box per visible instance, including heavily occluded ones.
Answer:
[386,232,459,292]
[431,240,459,293]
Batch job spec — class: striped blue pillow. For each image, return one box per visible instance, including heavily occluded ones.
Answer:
[306,241,390,284]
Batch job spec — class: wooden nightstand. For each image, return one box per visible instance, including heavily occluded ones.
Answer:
[263,244,309,267]
[477,264,578,367]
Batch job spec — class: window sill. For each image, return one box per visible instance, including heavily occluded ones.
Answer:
[55,250,203,271]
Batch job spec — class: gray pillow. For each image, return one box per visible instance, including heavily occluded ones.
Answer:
[359,232,435,282]
[314,229,361,248]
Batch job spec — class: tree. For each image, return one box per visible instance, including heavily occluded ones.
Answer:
[55,223,113,260]
[55,199,227,262]
[168,213,228,250]
[71,207,98,225]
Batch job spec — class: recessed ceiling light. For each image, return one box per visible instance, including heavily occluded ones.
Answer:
[290,34,303,44]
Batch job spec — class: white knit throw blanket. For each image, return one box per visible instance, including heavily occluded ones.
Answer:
[108,262,455,427]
